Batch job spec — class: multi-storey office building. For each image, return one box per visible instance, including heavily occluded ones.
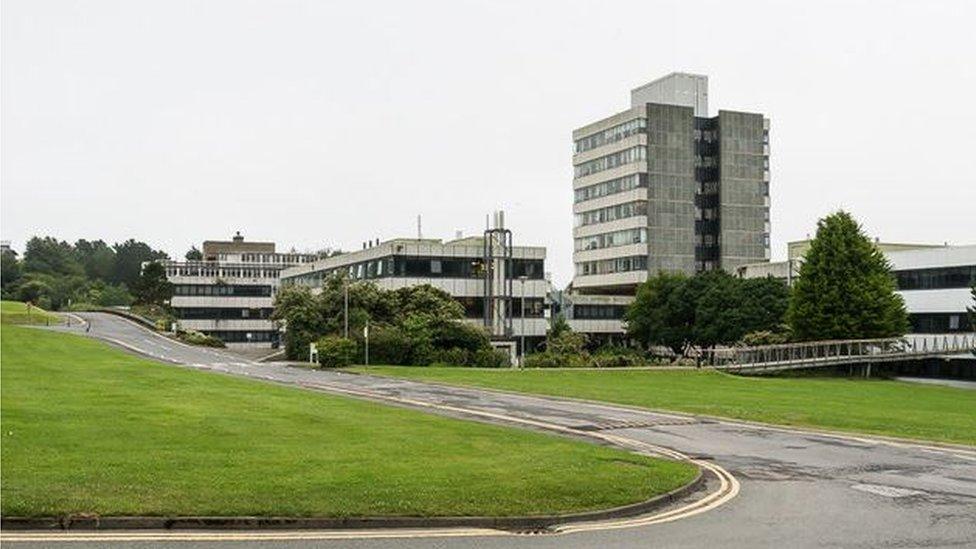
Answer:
[738,243,976,333]
[281,221,548,354]
[572,73,770,296]
[161,233,315,347]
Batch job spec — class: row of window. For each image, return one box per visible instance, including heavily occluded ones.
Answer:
[575,228,648,252]
[574,147,646,179]
[574,118,647,154]
[909,313,972,333]
[573,304,628,320]
[203,330,279,343]
[233,253,315,264]
[894,265,975,291]
[456,297,546,319]
[165,265,281,279]
[574,173,647,203]
[574,201,647,227]
[174,307,274,320]
[286,256,545,286]
[575,255,648,276]
[172,284,273,297]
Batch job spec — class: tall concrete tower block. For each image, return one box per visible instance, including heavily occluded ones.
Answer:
[630,72,709,117]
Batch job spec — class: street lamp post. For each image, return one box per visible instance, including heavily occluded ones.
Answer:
[343,277,349,339]
[518,275,528,367]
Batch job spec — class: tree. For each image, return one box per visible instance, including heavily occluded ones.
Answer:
[132,262,173,305]
[185,246,203,261]
[272,285,327,360]
[625,272,690,355]
[787,211,909,341]
[74,239,116,281]
[23,237,83,277]
[1,250,21,296]
[112,239,168,288]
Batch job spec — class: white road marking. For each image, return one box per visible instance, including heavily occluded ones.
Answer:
[851,483,925,498]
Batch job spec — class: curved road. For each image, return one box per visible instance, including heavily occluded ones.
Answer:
[8,312,976,548]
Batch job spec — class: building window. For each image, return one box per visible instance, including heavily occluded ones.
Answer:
[574,118,646,154]
[573,147,646,179]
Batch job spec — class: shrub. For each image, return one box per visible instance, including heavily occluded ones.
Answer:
[428,347,471,367]
[177,329,225,348]
[472,348,510,368]
[523,351,589,368]
[590,346,652,368]
[317,336,357,368]
[432,321,490,352]
[741,329,790,346]
[367,325,413,365]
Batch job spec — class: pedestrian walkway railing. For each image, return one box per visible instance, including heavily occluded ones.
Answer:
[700,333,976,373]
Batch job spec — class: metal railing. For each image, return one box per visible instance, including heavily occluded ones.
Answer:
[700,333,976,373]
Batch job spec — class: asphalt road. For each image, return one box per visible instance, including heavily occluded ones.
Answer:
[8,312,976,548]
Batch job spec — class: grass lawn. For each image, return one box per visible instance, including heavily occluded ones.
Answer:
[0,300,61,326]
[351,367,976,446]
[0,325,696,518]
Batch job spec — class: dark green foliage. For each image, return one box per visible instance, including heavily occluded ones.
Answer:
[176,329,225,348]
[111,239,169,288]
[431,320,490,352]
[273,275,487,365]
[625,272,690,355]
[548,313,571,339]
[1,250,22,297]
[185,246,203,261]
[787,211,909,340]
[74,239,116,281]
[741,329,790,346]
[316,336,357,368]
[271,285,325,361]
[132,262,173,306]
[627,270,791,354]
[23,237,84,277]
[2,235,163,310]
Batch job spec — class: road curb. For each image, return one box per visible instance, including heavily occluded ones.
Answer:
[1,470,704,532]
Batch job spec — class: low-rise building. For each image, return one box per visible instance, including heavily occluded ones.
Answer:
[738,242,975,333]
[161,233,315,347]
[281,216,548,355]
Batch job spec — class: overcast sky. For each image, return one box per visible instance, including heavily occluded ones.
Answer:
[3,0,974,286]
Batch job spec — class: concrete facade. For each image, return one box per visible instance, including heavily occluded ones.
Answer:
[280,234,549,348]
[161,234,316,348]
[568,73,770,335]
[738,243,976,333]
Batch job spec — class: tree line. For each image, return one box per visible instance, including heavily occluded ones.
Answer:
[0,236,171,310]
[624,211,911,357]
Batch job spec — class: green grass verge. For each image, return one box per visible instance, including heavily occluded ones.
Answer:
[0,326,696,517]
[1,300,61,326]
[351,366,976,446]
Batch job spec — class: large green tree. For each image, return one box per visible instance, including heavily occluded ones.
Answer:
[23,237,84,277]
[132,262,173,306]
[1,250,21,297]
[625,272,690,355]
[787,211,909,341]
[112,239,168,288]
[74,239,116,281]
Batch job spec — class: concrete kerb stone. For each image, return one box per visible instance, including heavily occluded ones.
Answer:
[1,470,705,532]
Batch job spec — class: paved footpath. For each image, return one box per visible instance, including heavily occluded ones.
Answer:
[7,312,976,548]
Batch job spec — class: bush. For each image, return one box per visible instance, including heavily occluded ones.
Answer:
[317,336,357,368]
[741,329,790,346]
[367,325,413,365]
[523,351,589,368]
[428,347,471,367]
[472,348,510,368]
[590,346,652,368]
[431,321,490,352]
[176,329,225,348]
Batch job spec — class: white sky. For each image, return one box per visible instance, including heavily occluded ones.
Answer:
[3,0,975,286]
